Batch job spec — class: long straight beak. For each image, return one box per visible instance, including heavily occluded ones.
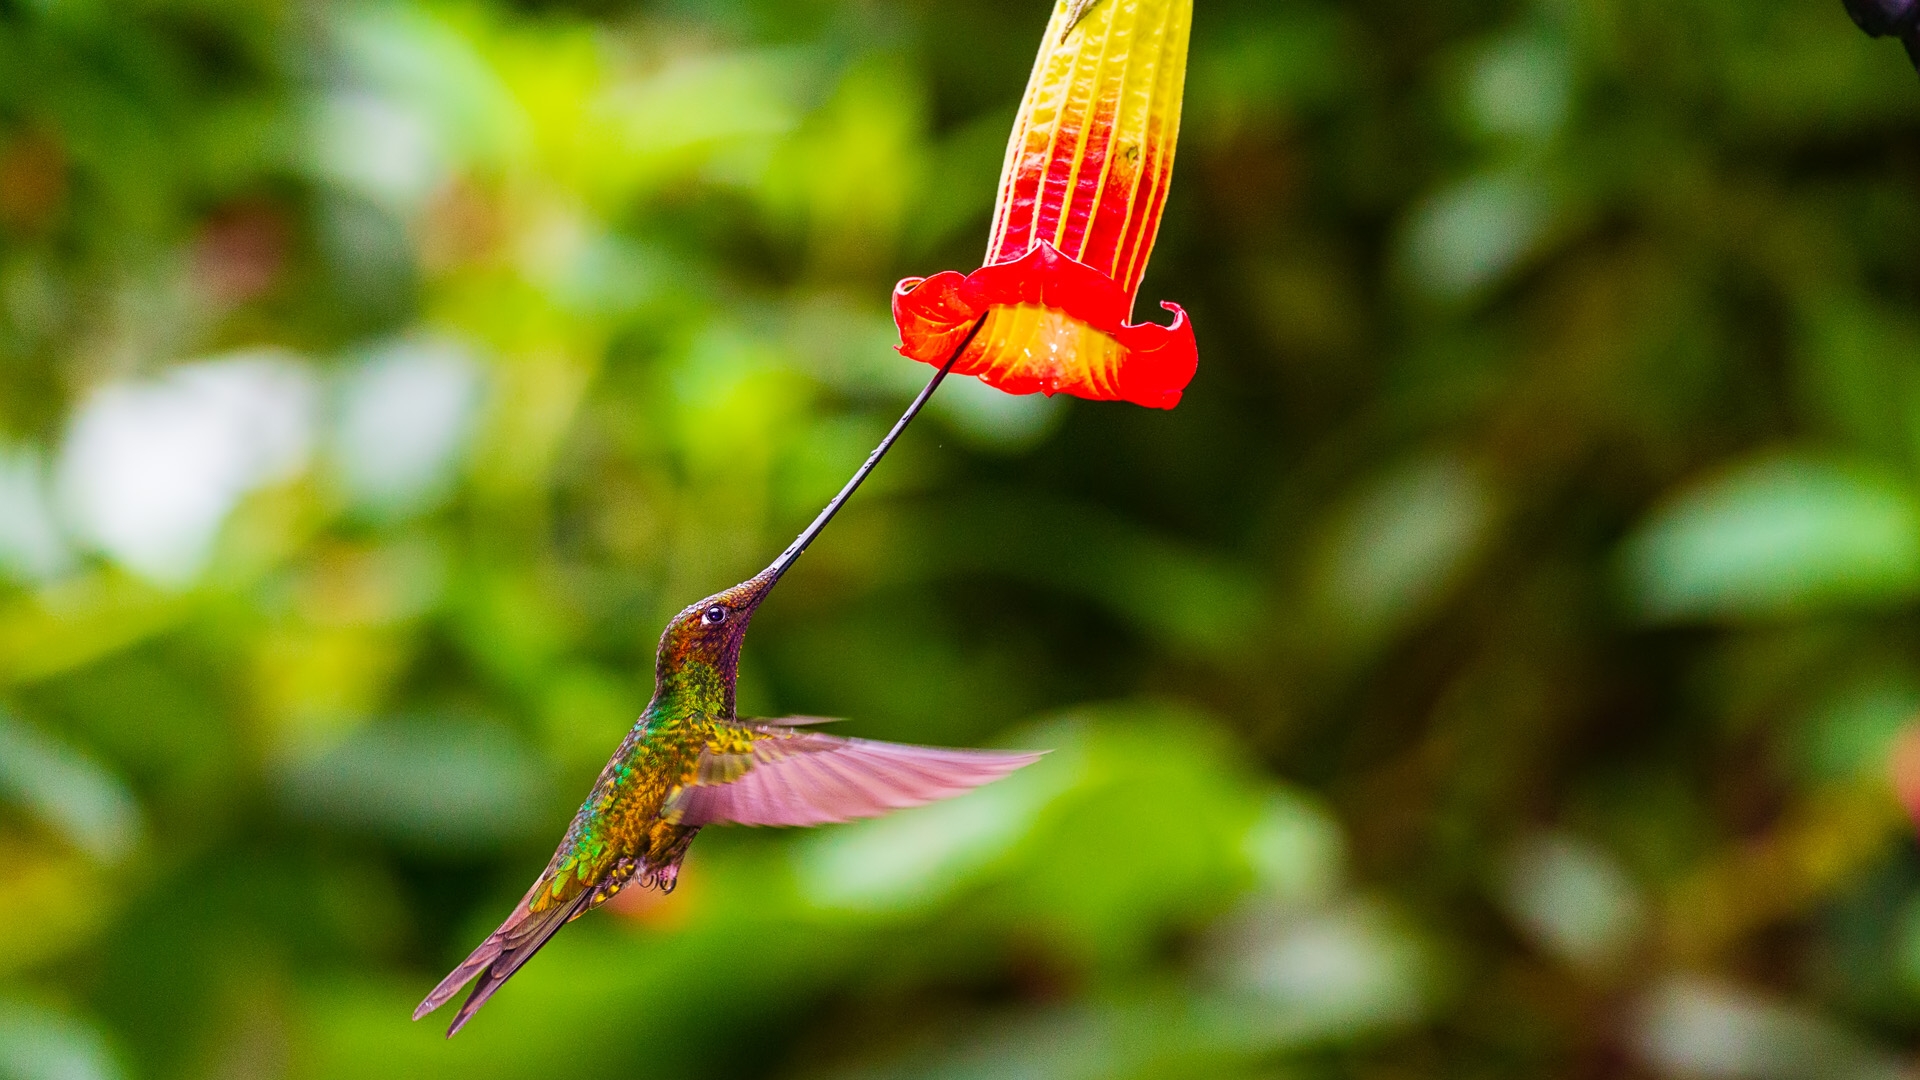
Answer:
[754,316,989,599]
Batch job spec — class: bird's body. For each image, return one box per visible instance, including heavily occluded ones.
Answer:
[535,581,762,909]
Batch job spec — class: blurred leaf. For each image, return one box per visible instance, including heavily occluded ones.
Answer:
[1795,672,1920,782]
[1240,790,1345,908]
[1460,30,1574,143]
[0,998,126,1080]
[1632,978,1908,1080]
[1495,832,1647,973]
[845,901,1428,1080]
[1305,452,1497,650]
[987,705,1278,971]
[759,54,926,275]
[1620,453,1920,621]
[0,840,117,974]
[1198,899,1431,1051]
[1400,170,1555,303]
[0,575,190,688]
[0,441,70,585]
[591,50,810,198]
[276,717,547,854]
[0,708,141,862]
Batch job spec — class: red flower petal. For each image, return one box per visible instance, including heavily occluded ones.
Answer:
[892,243,1197,410]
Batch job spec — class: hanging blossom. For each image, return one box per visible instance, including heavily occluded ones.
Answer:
[893,0,1197,409]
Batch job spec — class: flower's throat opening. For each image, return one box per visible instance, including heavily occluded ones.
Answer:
[961,304,1127,399]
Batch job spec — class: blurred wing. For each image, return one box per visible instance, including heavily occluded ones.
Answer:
[672,723,1043,828]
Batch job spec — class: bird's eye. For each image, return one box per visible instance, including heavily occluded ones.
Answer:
[701,605,728,626]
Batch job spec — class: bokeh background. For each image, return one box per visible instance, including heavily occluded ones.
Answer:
[5,0,1920,1077]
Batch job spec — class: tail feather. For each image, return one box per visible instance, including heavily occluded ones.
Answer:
[414,886,595,1037]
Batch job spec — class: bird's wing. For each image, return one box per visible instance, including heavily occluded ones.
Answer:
[670,722,1043,828]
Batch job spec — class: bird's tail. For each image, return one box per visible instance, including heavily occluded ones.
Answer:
[412,884,595,1037]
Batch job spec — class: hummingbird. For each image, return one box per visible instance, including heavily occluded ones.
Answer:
[1843,0,1920,75]
[413,320,1036,1037]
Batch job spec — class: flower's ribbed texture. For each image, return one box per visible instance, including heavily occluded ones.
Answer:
[988,0,1187,294]
[893,0,1197,409]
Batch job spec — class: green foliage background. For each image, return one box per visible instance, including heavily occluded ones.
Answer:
[4,0,1920,1076]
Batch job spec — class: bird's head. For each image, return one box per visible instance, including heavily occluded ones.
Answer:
[653,568,780,704]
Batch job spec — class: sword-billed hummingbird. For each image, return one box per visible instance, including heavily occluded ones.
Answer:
[414,321,1036,1036]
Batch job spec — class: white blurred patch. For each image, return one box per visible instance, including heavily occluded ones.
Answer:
[331,337,483,517]
[0,442,71,584]
[1632,979,1907,1080]
[1496,832,1647,972]
[331,5,523,164]
[308,5,522,210]
[1402,171,1553,302]
[311,91,446,210]
[0,998,126,1080]
[1206,900,1429,1045]
[57,352,317,586]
